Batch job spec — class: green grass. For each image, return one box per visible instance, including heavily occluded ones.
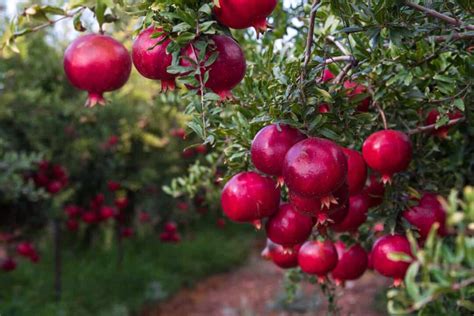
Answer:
[0,221,253,316]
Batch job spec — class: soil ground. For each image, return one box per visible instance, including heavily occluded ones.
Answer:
[142,244,390,316]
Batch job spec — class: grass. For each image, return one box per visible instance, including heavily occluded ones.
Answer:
[0,220,254,316]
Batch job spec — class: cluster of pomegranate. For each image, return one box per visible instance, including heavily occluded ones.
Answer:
[31,160,68,194]
[1,240,40,273]
[221,122,447,286]
[64,1,279,105]
[159,221,181,243]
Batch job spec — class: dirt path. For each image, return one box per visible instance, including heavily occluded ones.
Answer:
[142,247,390,316]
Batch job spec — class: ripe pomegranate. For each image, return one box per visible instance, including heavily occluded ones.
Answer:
[362,130,412,184]
[322,69,335,82]
[283,137,347,199]
[213,0,277,33]
[171,128,186,139]
[182,148,196,159]
[195,144,208,154]
[164,221,178,234]
[318,104,330,113]
[251,124,306,177]
[331,241,368,285]
[221,171,280,226]
[1,257,17,272]
[342,148,367,194]
[364,174,385,207]
[425,109,464,139]
[332,193,369,233]
[372,234,413,286]
[132,27,176,91]
[47,181,63,194]
[180,35,246,100]
[90,193,105,210]
[100,206,116,220]
[264,239,301,269]
[343,80,371,112]
[266,204,313,246]
[298,240,338,280]
[16,242,36,258]
[403,193,447,240]
[64,204,82,218]
[289,183,349,220]
[64,34,132,107]
[107,180,121,192]
[82,211,98,224]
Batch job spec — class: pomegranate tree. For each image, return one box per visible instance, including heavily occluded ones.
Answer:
[64,34,132,107]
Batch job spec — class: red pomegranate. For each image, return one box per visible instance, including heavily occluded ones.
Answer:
[1,257,17,272]
[100,206,116,220]
[251,124,306,177]
[181,35,246,100]
[364,174,385,208]
[267,240,301,269]
[289,183,349,221]
[132,27,176,91]
[164,221,178,234]
[66,219,79,232]
[342,148,367,195]
[107,180,121,192]
[283,137,347,199]
[372,234,413,286]
[64,204,82,218]
[213,0,277,33]
[333,193,369,233]
[362,130,412,184]
[114,197,129,210]
[64,34,132,107]
[82,211,98,224]
[318,104,330,113]
[343,80,371,112]
[425,109,463,139]
[221,171,280,226]
[322,69,335,82]
[403,193,447,240]
[16,242,36,258]
[331,241,368,285]
[298,240,338,280]
[266,204,313,247]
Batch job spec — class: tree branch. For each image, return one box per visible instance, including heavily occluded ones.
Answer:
[431,32,474,42]
[367,86,388,130]
[407,117,465,135]
[332,63,353,84]
[323,55,355,64]
[405,2,474,31]
[326,35,350,55]
[300,0,320,82]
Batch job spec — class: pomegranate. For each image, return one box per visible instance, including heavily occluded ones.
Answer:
[16,242,36,258]
[82,211,98,224]
[333,193,369,233]
[114,197,129,210]
[343,80,371,112]
[289,183,349,222]
[164,221,178,234]
[251,124,306,177]
[362,130,412,184]
[132,27,176,91]
[364,174,385,208]
[298,240,338,280]
[180,35,246,100]
[342,148,367,195]
[221,171,280,226]
[403,193,447,239]
[318,104,330,113]
[64,34,132,107]
[283,137,347,199]
[100,206,116,220]
[371,234,413,286]
[64,204,82,218]
[322,69,335,82]
[1,257,17,272]
[107,180,121,192]
[66,219,79,232]
[331,241,368,285]
[213,0,277,33]
[266,203,313,246]
[425,109,464,139]
[264,239,301,269]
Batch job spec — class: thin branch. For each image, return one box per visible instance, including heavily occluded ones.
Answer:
[431,32,474,42]
[300,0,320,82]
[326,35,350,55]
[367,86,388,130]
[332,63,353,84]
[323,55,355,64]
[405,1,474,31]
[407,117,465,135]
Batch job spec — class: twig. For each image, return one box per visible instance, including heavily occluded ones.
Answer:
[300,0,320,82]
[405,1,474,31]
[407,117,465,135]
[323,55,355,64]
[367,86,388,130]
[326,35,350,55]
[332,63,353,84]
[431,32,474,42]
